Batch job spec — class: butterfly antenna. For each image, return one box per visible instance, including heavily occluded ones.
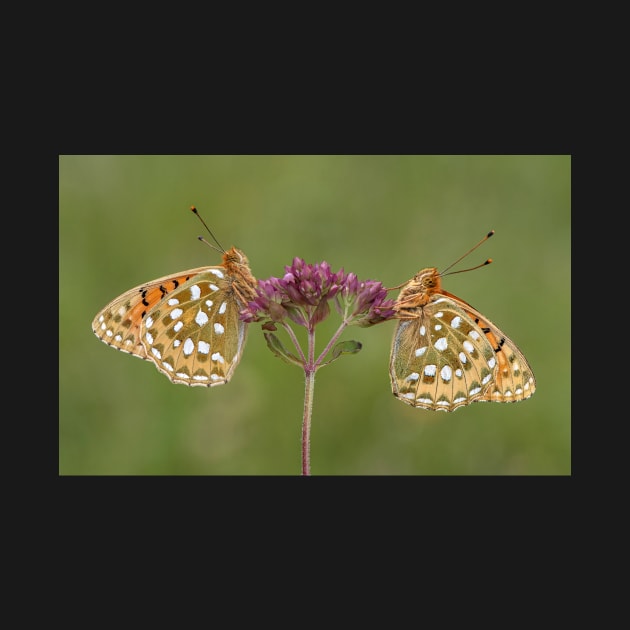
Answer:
[440,230,494,276]
[191,206,226,254]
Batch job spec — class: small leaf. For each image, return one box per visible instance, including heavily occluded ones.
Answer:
[332,339,362,359]
[263,332,303,367]
[319,340,363,368]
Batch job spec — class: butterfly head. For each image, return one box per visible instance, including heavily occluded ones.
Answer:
[395,267,442,309]
[223,246,250,268]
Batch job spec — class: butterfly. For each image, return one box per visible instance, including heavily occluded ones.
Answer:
[389,231,536,411]
[91,207,258,387]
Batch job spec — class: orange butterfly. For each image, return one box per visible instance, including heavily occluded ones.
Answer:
[389,231,536,411]
[92,207,258,386]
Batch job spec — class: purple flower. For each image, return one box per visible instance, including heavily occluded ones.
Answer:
[241,258,396,329]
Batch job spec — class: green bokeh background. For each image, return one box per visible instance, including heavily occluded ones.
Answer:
[59,155,570,475]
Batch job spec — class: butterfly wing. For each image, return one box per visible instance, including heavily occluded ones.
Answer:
[92,267,211,359]
[141,269,249,386]
[390,294,536,411]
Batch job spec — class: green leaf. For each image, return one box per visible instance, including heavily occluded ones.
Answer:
[263,332,303,367]
[332,339,362,358]
[319,340,363,368]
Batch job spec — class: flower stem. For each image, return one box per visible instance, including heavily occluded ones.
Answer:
[314,320,349,366]
[302,365,315,476]
[302,324,318,476]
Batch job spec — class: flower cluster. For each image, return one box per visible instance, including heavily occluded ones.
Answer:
[240,257,396,330]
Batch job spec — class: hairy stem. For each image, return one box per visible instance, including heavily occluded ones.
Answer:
[302,325,317,476]
[314,320,349,367]
[302,365,315,476]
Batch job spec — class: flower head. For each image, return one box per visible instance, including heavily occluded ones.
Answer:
[241,257,395,329]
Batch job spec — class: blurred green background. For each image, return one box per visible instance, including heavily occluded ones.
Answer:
[59,155,570,475]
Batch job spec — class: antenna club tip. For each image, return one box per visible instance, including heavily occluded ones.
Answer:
[197,235,204,241]
[486,258,493,265]
[487,230,495,237]
[190,206,198,214]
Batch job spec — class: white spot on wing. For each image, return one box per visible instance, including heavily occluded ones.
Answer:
[198,341,210,354]
[190,285,201,300]
[451,316,461,328]
[209,269,224,278]
[195,310,209,326]
[435,337,448,351]
[151,348,162,360]
[219,301,227,314]
[419,325,426,336]
[211,352,225,363]
[183,338,194,356]
[407,372,420,381]
[440,365,452,382]
[167,299,179,306]
[214,323,225,334]
[174,321,183,332]
[424,364,437,377]
[463,340,474,354]
[415,347,427,357]
[145,316,154,327]
[170,308,183,320]
[145,332,153,344]
[469,330,480,340]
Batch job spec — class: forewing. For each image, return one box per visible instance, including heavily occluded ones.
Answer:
[141,269,248,387]
[92,267,211,359]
